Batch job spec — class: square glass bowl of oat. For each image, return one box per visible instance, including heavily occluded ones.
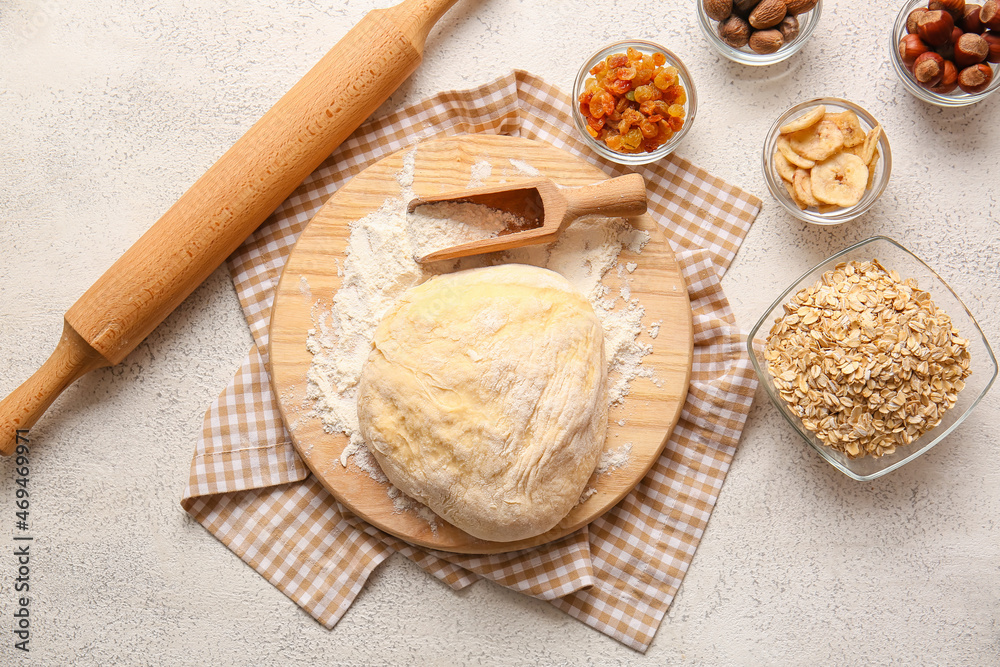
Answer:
[748,237,997,480]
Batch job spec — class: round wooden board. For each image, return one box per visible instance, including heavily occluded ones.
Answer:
[268,135,693,554]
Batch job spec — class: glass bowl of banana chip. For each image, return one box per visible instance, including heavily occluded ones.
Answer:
[762,98,891,225]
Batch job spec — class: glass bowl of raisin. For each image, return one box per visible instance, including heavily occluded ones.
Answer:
[573,40,698,165]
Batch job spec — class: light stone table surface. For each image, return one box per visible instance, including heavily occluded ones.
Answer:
[1,1,998,664]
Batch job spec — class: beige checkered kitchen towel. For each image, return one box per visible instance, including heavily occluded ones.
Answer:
[181,70,761,652]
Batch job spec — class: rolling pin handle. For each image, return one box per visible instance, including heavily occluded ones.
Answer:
[0,321,110,456]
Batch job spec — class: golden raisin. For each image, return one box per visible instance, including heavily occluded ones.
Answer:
[639,84,661,104]
[639,100,670,116]
[657,120,674,140]
[622,128,643,150]
[653,67,679,90]
[608,78,631,95]
[665,85,687,105]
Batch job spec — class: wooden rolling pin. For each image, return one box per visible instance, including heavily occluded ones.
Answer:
[0,0,460,456]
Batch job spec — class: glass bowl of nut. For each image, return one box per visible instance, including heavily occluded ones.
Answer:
[748,236,998,481]
[696,0,823,65]
[572,39,697,165]
[762,98,891,225]
[892,0,1000,107]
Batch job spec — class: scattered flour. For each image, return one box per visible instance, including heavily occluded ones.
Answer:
[649,320,662,339]
[388,485,440,532]
[305,147,656,521]
[578,442,634,505]
[339,440,386,482]
[508,158,541,177]
[467,159,492,188]
[596,442,633,474]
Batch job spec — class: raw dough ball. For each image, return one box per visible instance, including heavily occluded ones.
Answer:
[357,264,608,542]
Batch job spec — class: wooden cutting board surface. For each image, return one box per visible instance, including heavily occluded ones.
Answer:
[268,135,693,554]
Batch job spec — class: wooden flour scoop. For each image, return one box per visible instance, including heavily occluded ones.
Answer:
[412,173,648,263]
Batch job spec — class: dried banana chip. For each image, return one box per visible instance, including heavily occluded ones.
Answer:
[810,153,869,207]
[774,150,797,182]
[788,119,845,161]
[779,105,826,134]
[828,110,865,148]
[843,143,864,159]
[867,146,880,190]
[859,124,882,165]
[793,168,821,208]
[777,135,815,169]
[783,178,808,210]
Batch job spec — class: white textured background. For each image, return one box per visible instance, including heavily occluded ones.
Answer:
[1,0,998,663]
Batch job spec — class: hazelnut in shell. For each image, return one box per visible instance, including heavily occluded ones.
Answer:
[749,28,784,53]
[899,33,931,67]
[928,59,960,93]
[929,0,967,21]
[983,0,1000,30]
[955,32,991,67]
[958,63,994,92]
[907,8,929,34]
[984,31,1000,62]
[719,15,752,48]
[935,26,964,60]
[917,10,956,46]
[961,4,985,33]
[913,51,946,86]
